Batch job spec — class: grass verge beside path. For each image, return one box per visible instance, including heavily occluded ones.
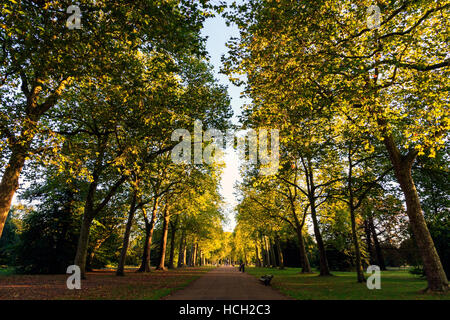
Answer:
[246,267,450,300]
[0,266,215,300]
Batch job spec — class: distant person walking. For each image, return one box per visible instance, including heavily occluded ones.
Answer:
[239,260,245,272]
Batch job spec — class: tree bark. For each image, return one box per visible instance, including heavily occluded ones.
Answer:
[310,203,332,276]
[74,169,100,279]
[350,205,365,282]
[116,191,138,276]
[275,236,284,269]
[188,244,194,266]
[177,230,186,267]
[348,152,365,283]
[168,214,179,269]
[261,239,267,267]
[364,219,375,266]
[269,237,277,267]
[74,209,94,279]
[295,224,312,273]
[192,243,198,267]
[183,242,187,266]
[290,199,312,273]
[255,241,261,267]
[303,157,331,276]
[200,250,205,266]
[138,198,159,272]
[383,135,448,291]
[369,215,386,270]
[85,248,94,272]
[0,143,30,239]
[156,205,170,271]
[263,236,270,267]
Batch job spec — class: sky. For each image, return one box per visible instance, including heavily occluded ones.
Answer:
[200,5,248,232]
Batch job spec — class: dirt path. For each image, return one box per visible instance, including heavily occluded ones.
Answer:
[164,266,290,300]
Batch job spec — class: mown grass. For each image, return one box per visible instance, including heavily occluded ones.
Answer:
[246,267,450,300]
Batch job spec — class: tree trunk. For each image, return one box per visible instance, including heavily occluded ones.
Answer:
[268,238,277,267]
[261,240,267,267]
[177,230,186,268]
[138,198,159,272]
[183,242,187,266]
[310,204,332,276]
[275,236,284,269]
[364,219,375,266]
[168,215,179,269]
[156,206,170,271]
[289,193,312,273]
[291,204,311,273]
[199,250,205,266]
[303,156,332,276]
[85,247,94,272]
[138,221,152,272]
[263,236,270,267]
[74,141,103,279]
[116,191,137,276]
[192,243,198,267]
[0,143,30,239]
[74,210,94,279]
[397,167,448,290]
[265,237,271,266]
[255,241,261,267]
[74,171,100,278]
[295,225,312,273]
[384,135,448,292]
[187,244,194,266]
[369,215,386,270]
[350,205,365,283]
[347,145,365,283]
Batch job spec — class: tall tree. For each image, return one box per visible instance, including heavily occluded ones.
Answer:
[0,0,209,238]
[224,0,449,292]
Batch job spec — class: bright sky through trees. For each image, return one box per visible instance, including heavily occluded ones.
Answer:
[201,3,247,232]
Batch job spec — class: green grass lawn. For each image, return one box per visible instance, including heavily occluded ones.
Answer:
[0,266,15,276]
[246,267,450,300]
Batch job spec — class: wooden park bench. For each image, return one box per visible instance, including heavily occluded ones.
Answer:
[259,274,273,286]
